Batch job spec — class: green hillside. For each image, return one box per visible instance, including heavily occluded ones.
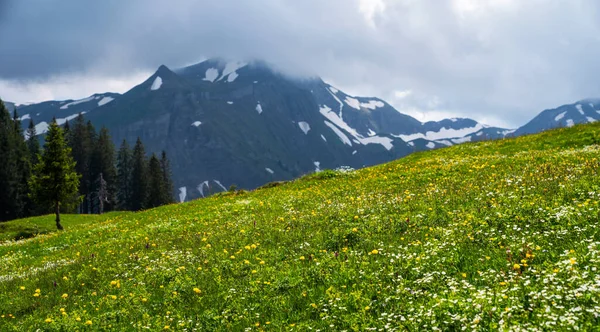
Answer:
[1,123,600,331]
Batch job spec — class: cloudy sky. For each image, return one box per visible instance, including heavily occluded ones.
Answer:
[1,0,599,128]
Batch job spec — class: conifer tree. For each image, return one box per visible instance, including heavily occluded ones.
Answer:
[68,114,98,213]
[146,153,164,208]
[26,119,40,165]
[130,137,148,211]
[160,151,175,204]
[29,119,80,230]
[0,100,32,220]
[90,127,116,212]
[0,100,17,221]
[116,140,133,211]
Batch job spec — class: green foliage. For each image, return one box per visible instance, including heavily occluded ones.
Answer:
[116,140,133,211]
[89,127,117,212]
[160,151,175,204]
[29,120,81,229]
[130,137,148,211]
[146,154,164,208]
[0,99,32,221]
[1,122,600,330]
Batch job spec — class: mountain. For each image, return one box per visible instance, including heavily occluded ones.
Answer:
[5,58,505,201]
[9,93,120,135]
[514,99,600,136]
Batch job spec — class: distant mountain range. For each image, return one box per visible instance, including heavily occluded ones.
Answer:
[4,58,598,201]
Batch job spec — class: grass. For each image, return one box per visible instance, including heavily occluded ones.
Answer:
[0,212,129,242]
[1,123,600,331]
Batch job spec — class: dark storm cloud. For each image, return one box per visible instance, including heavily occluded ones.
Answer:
[1,0,600,128]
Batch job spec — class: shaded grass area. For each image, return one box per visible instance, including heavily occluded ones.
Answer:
[0,212,130,242]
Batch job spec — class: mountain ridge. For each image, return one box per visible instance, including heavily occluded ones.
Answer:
[5,58,596,201]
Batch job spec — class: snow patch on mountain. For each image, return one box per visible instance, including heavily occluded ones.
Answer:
[426,142,435,149]
[586,117,596,123]
[360,100,385,110]
[60,96,96,109]
[197,181,209,197]
[320,104,394,150]
[451,136,472,144]
[576,104,584,115]
[227,101,234,105]
[321,134,327,142]
[19,114,30,121]
[314,161,321,172]
[227,72,239,82]
[265,168,274,174]
[367,129,376,137]
[566,119,575,127]
[214,180,227,191]
[359,136,394,150]
[192,121,202,127]
[256,103,263,114]
[204,68,219,82]
[218,61,247,82]
[328,86,339,94]
[98,96,114,106]
[555,111,566,121]
[394,123,485,142]
[344,97,361,110]
[150,77,163,91]
[35,122,49,135]
[324,121,352,146]
[178,187,187,202]
[56,113,84,126]
[298,121,310,135]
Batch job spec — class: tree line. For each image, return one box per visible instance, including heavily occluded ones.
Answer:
[0,99,175,225]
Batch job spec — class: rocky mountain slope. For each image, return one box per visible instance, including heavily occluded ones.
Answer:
[14,58,585,201]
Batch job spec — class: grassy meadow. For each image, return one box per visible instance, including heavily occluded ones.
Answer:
[1,123,600,331]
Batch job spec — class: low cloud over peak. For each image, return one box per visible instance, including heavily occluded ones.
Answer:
[1,0,600,128]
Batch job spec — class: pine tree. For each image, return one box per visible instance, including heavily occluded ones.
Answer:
[68,114,97,213]
[89,127,117,213]
[130,137,148,211]
[146,154,164,208]
[26,119,40,165]
[116,140,133,211]
[0,100,32,221]
[29,119,80,230]
[0,100,17,221]
[160,151,175,204]
[63,120,71,145]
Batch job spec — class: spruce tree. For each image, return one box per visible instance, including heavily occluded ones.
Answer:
[146,154,164,208]
[69,114,95,213]
[0,100,32,220]
[0,100,17,221]
[90,127,117,213]
[130,137,148,211]
[160,151,175,204]
[116,140,133,211]
[29,119,80,230]
[26,119,40,165]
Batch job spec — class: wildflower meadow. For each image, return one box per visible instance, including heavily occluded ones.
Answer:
[1,123,600,331]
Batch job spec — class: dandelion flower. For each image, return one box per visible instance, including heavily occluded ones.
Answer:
[61,293,69,299]
[193,288,201,294]
[513,264,521,270]
[85,320,92,325]
[45,318,53,323]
